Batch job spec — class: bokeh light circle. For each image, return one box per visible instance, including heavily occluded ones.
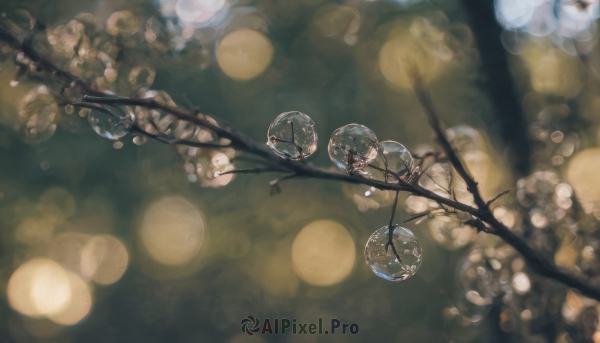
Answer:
[217,29,274,81]
[378,32,440,88]
[567,148,600,204]
[291,220,356,286]
[139,196,205,265]
[7,259,93,325]
[80,235,129,285]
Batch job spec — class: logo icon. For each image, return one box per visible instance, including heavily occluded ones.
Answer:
[241,315,261,335]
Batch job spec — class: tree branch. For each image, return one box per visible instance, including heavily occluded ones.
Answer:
[460,0,532,177]
[2,19,600,301]
[410,72,600,300]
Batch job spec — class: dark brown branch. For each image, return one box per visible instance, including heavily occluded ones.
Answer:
[465,218,489,233]
[3,19,600,302]
[404,211,438,225]
[0,22,106,97]
[411,73,600,301]
[486,190,510,206]
[71,102,232,149]
[412,74,487,210]
[218,168,281,176]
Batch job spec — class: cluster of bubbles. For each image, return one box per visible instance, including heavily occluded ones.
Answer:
[74,88,234,187]
[266,112,422,281]
[417,115,600,341]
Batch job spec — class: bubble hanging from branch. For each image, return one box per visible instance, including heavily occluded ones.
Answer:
[364,225,422,281]
[267,111,318,160]
[358,140,414,182]
[87,106,132,141]
[328,123,379,172]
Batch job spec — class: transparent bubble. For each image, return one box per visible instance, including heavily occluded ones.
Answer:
[364,225,422,281]
[88,106,131,140]
[358,140,413,182]
[16,86,59,143]
[328,124,378,172]
[446,125,485,152]
[267,111,318,160]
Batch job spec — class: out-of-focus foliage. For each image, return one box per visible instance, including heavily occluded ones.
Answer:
[1,0,600,342]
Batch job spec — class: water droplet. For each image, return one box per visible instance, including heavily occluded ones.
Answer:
[328,123,378,172]
[88,106,131,140]
[267,111,318,160]
[358,140,413,182]
[364,225,421,281]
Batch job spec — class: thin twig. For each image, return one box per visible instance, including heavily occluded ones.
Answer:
[3,19,600,302]
[486,190,510,206]
[410,70,600,300]
[218,168,280,176]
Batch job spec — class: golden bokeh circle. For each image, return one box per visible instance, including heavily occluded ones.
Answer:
[291,220,356,286]
[7,259,93,325]
[48,271,93,325]
[80,235,129,285]
[378,33,439,89]
[139,196,205,266]
[7,259,70,317]
[567,148,600,204]
[217,29,274,81]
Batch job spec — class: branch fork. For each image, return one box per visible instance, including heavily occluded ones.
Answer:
[2,18,600,301]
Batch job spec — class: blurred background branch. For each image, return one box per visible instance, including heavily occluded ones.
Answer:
[461,0,532,177]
